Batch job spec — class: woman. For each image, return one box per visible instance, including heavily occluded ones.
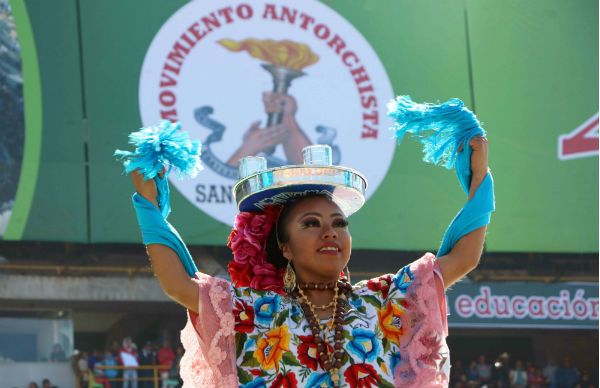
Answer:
[121,96,494,387]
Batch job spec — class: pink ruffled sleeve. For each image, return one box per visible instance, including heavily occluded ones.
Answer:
[179,273,238,387]
[393,253,450,388]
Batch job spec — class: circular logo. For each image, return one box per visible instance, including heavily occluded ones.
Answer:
[139,0,395,225]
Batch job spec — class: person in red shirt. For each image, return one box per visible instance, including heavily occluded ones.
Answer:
[157,340,175,388]
[529,367,545,388]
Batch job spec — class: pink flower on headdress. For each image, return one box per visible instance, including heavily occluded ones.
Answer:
[248,253,265,267]
[235,212,273,244]
[228,260,254,287]
[233,212,254,230]
[227,206,283,293]
[228,230,261,265]
[250,263,285,292]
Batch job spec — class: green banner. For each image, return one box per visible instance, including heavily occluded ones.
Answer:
[447,281,599,329]
[2,0,87,242]
[2,0,597,253]
[466,0,599,252]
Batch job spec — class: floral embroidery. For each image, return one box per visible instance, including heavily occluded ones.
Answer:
[233,299,255,333]
[254,295,281,324]
[240,377,267,388]
[392,265,414,292]
[253,325,291,371]
[306,372,333,387]
[346,328,380,362]
[377,299,408,346]
[390,351,402,374]
[290,303,302,319]
[226,256,449,387]
[344,363,380,388]
[349,297,363,309]
[377,357,390,375]
[367,274,393,299]
[271,371,298,387]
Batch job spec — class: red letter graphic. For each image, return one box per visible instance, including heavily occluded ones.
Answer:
[558,114,599,160]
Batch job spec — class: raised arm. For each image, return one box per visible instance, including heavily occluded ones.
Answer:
[437,137,489,288]
[131,170,199,313]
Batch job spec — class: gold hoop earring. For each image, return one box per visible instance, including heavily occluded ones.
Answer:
[284,261,296,293]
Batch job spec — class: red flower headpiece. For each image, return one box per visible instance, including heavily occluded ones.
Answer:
[227,206,285,294]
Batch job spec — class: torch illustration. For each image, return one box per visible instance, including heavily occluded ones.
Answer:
[219,39,319,155]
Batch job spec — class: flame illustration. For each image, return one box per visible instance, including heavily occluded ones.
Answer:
[219,38,319,70]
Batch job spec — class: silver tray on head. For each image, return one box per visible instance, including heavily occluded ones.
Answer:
[233,165,367,216]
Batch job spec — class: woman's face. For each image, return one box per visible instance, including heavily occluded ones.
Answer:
[280,196,352,282]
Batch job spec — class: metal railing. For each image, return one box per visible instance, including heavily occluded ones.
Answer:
[92,365,177,388]
[0,263,152,277]
[1,263,596,282]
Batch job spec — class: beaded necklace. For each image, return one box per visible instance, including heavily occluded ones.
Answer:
[292,279,352,387]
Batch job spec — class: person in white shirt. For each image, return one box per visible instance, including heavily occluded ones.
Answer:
[510,360,528,388]
[477,354,492,384]
[543,358,558,386]
[119,337,139,388]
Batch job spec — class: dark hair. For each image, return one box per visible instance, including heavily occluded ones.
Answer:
[265,200,297,269]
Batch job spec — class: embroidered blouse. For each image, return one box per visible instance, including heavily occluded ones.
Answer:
[179,253,449,387]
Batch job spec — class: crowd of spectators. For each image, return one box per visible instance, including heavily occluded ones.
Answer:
[25,345,599,388]
[69,337,185,388]
[26,379,57,388]
[450,353,598,388]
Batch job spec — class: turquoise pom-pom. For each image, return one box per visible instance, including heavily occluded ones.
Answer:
[387,95,485,169]
[114,121,202,180]
[387,95,486,193]
[387,96,494,257]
